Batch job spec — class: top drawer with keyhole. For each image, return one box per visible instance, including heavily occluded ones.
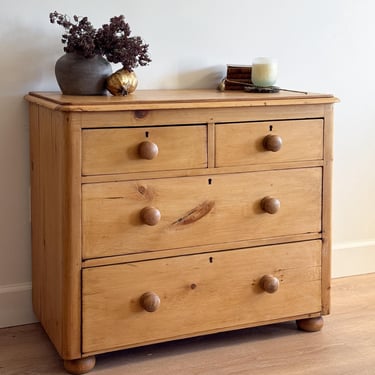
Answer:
[215,119,323,167]
[82,125,207,175]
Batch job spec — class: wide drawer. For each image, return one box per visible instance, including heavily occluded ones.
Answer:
[82,125,207,175]
[82,168,322,259]
[215,119,323,167]
[82,240,322,353]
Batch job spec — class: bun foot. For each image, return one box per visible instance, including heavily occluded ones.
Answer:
[64,356,96,374]
[296,316,324,332]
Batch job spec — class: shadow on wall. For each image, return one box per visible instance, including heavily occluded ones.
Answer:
[176,66,224,89]
[149,65,225,90]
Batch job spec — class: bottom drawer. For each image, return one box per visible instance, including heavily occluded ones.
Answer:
[82,240,322,353]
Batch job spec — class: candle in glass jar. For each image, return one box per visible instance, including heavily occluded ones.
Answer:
[252,57,278,87]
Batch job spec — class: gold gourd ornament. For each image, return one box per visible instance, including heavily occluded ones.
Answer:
[106,68,138,96]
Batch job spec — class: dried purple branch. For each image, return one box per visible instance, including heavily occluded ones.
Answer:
[49,11,98,58]
[96,15,151,71]
[49,12,151,70]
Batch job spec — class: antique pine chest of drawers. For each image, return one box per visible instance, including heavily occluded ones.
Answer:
[26,90,337,374]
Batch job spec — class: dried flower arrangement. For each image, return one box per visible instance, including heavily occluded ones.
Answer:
[49,12,151,72]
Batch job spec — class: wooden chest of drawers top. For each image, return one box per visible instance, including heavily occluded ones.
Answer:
[26,89,337,111]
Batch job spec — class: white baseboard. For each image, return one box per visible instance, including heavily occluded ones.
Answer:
[0,282,37,328]
[0,241,374,328]
[332,240,375,278]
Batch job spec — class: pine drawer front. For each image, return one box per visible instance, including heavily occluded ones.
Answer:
[82,125,207,175]
[82,240,322,353]
[82,168,322,259]
[215,119,323,167]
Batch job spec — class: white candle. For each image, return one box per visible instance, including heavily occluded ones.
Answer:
[252,57,278,87]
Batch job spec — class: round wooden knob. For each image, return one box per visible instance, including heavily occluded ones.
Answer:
[140,207,161,226]
[138,141,159,160]
[140,292,161,312]
[260,275,280,293]
[263,134,282,152]
[261,196,280,214]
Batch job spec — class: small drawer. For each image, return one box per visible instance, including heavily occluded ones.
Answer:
[215,119,323,167]
[82,125,207,175]
[82,240,322,353]
[82,168,322,259]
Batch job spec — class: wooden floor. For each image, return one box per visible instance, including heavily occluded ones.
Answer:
[1,273,375,375]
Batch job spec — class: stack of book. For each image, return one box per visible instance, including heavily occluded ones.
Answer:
[225,65,252,90]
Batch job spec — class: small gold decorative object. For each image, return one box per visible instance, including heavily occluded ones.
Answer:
[106,68,138,96]
[217,78,226,92]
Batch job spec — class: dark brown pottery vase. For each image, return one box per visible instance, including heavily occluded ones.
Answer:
[55,52,112,95]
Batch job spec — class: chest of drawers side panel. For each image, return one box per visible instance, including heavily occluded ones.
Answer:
[29,105,82,359]
[321,104,334,314]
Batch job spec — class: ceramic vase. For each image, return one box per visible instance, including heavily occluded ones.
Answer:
[55,53,112,95]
